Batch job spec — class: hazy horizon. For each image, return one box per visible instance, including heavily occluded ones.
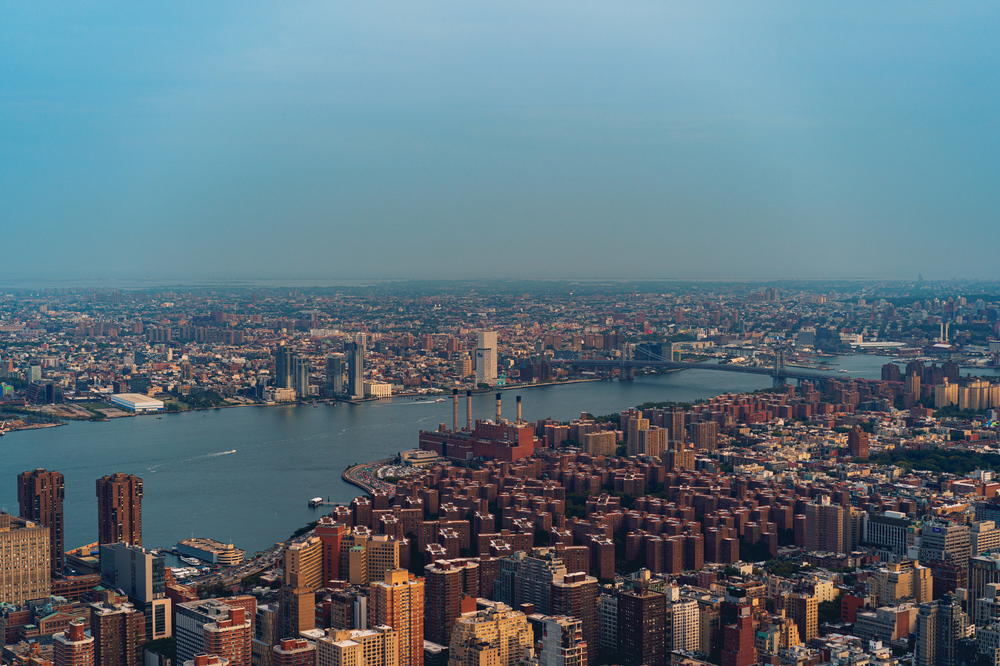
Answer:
[3,2,998,281]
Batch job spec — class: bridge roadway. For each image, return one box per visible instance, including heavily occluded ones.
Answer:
[550,358,839,382]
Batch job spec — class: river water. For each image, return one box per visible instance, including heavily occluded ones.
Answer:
[0,353,969,552]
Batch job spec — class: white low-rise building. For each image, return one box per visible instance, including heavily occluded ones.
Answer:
[110,393,164,412]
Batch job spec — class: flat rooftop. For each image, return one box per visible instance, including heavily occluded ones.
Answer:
[110,393,164,406]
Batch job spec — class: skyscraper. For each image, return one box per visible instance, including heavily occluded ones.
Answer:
[550,572,598,665]
[53,619,95,666]
[291,354,310,398]
[273,346,294,389]
[495,550,567,615]
[370,569,424,666]
[474,331,498,386]
[100,542,172,640]
[346,334,366,400]
[96,473,143,546]
[915,594,969,666]
[284,535,324,591]
[616,587,665,666]
[18,468,65,574]
[203,607,253,666]
[803,496,845,554]
[0,512,51,604]
[325,355,346,397]
[90,601,147,666]
[424,558,479,646]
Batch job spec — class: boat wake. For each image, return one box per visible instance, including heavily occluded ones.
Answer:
[148,449,237,472]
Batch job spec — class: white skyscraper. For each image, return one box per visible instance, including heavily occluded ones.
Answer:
[475,331,498,386]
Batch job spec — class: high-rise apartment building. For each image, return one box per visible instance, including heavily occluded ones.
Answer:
[536,616,586,666]
[0,512,51,603]
[370,569,424,666]
[690,421,718,451]
[367,536,402,584]
[53,619,94,666]
[316,626,398,666]
[326,356,346,397]
[495,550,567,616]
[847,426,870,459]
[203,607,252,666]
[785,593,818,642]
[273,346,294,389]
[871,560,933,606]
[616,587,665,666]
[96,473,143,546]
[176,598,257,665]
[581,431,616,457]
[315,518,347,584]
[424,559,479,646]
[720,606,756,666]
[970,554,1000,627]
[915,595,969,666]
[278,585,316,639]
[474,332,498,387]
[284,535,324,591]
[664,586,699,654]
[668,410,686,450]
[272,638,316,666]
[291,355,310,399]
[100,542,172,640]
[90,601,146,666]
[346,335,366,400]
[18,468,65,573]
[803,496,845,554]
[550,572,598,665]
[448,603,533,666]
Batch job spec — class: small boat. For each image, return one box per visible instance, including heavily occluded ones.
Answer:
[308,497,324,507]
[180,556,202,566]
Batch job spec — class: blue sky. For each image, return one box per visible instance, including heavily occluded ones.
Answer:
[2,2,998,282]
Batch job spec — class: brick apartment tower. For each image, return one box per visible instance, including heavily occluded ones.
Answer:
[617,587,666,666]
[53,619,94,666]
[90,602,146,666]
[424,559,479,646]
[96,474,143,546]
[203,608,252,666]
[370,569,425,666]
[271,638,316,666]
[848,425,870,459]
[18,468,65,573]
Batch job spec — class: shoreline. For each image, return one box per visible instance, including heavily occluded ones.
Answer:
[341,457,395,495]
[0,377,617,435]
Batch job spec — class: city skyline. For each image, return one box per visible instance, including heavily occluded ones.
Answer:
[4,2,999,282]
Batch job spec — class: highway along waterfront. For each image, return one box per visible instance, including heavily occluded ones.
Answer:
[0,353,894,554]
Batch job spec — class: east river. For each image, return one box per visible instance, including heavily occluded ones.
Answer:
[0,354,990,553]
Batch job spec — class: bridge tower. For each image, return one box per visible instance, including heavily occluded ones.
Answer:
[771,349,787,388]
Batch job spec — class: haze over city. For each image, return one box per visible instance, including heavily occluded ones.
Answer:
[4,2,999,282]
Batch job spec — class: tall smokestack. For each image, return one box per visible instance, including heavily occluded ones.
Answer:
[452,389,459,431]
[466,390,473,430]
[496,392,502,422]
[516,395,523,423]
